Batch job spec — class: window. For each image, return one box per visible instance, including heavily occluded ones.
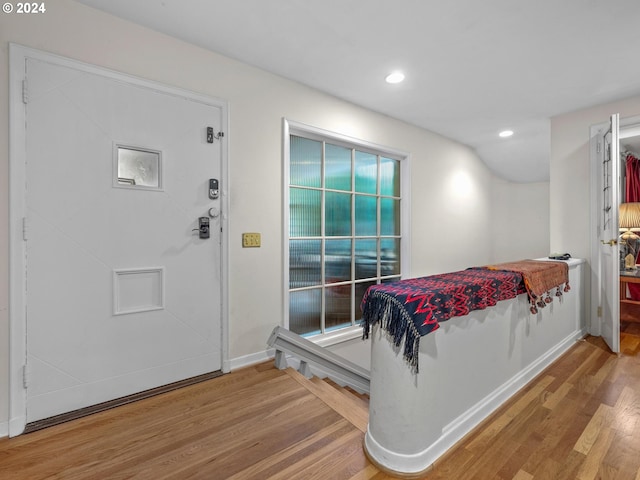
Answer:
[114,144,162,190]
[284,120,409,339]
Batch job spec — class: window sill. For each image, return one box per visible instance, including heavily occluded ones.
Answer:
[307,325,364,348]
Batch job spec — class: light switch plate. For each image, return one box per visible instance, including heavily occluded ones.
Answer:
[242,232,261,248]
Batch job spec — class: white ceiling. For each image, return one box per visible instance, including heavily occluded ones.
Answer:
[76,0,640,182]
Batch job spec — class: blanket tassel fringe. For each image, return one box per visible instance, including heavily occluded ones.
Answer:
[529,281,570,314]
[362,292,421,373]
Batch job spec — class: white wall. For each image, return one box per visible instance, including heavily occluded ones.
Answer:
[0,0,550,432]
[550,94,640,334]
[550,95,640,258]
[490,179,550,263]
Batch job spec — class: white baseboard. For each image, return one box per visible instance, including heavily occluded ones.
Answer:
[8,415,26,438]
[0,420,8,438]
[227,349,334,381]
[227,348,275,371]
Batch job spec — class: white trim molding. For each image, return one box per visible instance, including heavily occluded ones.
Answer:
[227,349,276,372]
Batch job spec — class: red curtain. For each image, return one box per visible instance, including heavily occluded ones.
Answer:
[625,154,640,299]
[626,154,640,202]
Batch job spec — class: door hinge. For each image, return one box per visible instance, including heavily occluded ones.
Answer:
[23,364,30,389]
[597,306,602,318]
[596,142,601,154]
[22,217,28,241]
[22,79,28,104]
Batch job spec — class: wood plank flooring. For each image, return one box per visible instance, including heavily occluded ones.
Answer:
[1,326,639,479]
[418,325,640,480]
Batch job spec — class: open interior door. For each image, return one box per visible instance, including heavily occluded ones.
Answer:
[596,113,621,353]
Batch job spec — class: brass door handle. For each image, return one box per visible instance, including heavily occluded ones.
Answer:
[601,239,618,246]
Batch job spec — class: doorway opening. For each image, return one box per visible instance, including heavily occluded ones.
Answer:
[591,114,640,355]
[618,130,640,331]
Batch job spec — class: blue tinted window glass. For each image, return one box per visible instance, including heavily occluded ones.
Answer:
[381,238,400,276]
[289,289,321,335]
[325,239,352,284]
[355,151,377,194]
[290,188,321,237]
[290,135,321,187]
[355,239,377,280]
[355,195,377,236]
[326,143,351,191]
[381,198,400,235]
[325,192,351,236]
[380,157,400,196]
[289,240,321,288]
[326,284,352,331]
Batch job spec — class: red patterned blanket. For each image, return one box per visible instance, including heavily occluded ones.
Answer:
[361,260,570,372]
[361,268,525,372]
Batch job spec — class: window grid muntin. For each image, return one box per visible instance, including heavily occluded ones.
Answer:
[289,135,402,336]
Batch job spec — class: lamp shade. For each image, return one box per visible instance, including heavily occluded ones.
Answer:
[619,202,640,230]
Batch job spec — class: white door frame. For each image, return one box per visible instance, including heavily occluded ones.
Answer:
[589,113,640,343]
[8,44,230,437]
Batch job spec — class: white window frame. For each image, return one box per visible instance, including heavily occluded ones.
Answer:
[283,119,411,346]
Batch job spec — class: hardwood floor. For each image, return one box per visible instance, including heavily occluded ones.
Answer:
[417,331,640,480]
[1,329,639,479]
[0,364,371,480]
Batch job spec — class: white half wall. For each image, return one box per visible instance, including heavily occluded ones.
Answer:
[365,259,585,475]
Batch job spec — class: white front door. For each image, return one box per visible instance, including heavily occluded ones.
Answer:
[21,56,225,422]
[595,114,620,353]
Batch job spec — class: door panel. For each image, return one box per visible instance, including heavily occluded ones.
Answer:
[25,58,223,422]
[597,114,620,353]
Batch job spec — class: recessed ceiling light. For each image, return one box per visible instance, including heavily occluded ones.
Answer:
[499,130,514,138]
[385,72,405,84]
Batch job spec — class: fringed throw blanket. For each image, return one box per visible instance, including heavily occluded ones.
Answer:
[361,268,526,372]
[361,260,570,372]
[483,260,570,314]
